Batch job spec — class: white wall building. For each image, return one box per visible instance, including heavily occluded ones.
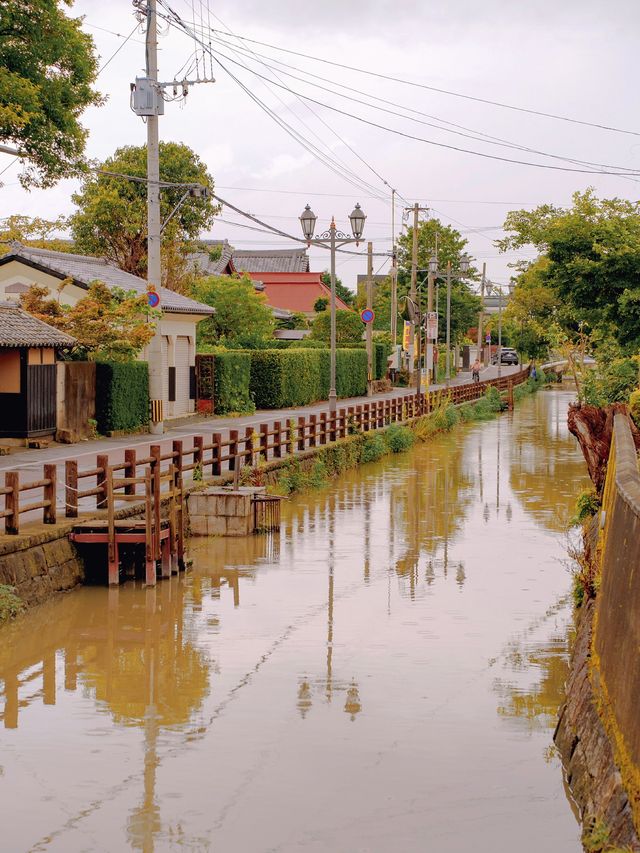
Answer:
[0,244,213,418]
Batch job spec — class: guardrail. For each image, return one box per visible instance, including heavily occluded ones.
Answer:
[0,368,529,534]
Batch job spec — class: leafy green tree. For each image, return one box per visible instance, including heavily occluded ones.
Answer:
[70,142,217,283]
[192,274,275,349]
[502,258,560,360]
[320,271,355,307]
[499,189,640,351]
[314,296,328,312]
[0,0,102,187]
[0,214,71,254]
[310,308,364,343]
[396,218,481,343]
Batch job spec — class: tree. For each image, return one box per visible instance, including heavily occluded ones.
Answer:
[277,312,309,330]
[0,0,102,187]
[192,275,275,349]
[310,309,364,344]
[20,282,156,361]
[69,142,217,284]
[314,296,328,313]
[499,189,640,351]
[0,214,71,255]
[396,218,481,343]
[502,258,560,360]
[320,271,355,307]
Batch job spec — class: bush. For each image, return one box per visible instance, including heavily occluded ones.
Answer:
[213,351,254,414]
[629,388,640,427]
[95,361,149,433]
[571,488,601,526]
[248,348,367,408]
[362,433,387,463]
[0,585,24,622]
[583,356,639,406]
[384,424,415,452]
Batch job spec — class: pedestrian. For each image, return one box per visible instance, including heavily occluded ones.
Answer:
[472,358,481,383]
[531,363,537,381]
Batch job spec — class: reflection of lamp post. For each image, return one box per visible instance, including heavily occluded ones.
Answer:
[300,203,366,414]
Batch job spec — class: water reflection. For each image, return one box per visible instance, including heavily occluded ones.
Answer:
[0,388,586,853]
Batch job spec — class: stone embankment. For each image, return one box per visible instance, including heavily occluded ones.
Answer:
[555,413,640,850]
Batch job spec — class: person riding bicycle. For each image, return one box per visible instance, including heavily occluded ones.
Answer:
[471,358,481,383]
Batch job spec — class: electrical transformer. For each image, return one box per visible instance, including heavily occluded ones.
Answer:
[131,78,164,116]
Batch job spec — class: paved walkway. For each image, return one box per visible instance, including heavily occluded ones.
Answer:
[0,364,521,525]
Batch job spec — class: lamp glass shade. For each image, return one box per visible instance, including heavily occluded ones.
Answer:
[300,204,317,241]
[460,253,471,274]
[428,256,438,274]
[349,203,366,240]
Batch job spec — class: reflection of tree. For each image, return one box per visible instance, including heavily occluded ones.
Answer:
[509,390,591,531]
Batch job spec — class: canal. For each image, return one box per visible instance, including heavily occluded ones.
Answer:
[0,386,590,852]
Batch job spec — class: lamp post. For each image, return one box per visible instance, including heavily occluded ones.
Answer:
[300,203,366,414]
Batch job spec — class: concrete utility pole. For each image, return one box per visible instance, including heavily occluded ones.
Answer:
[445,261,452,386]
[390,189,397,349]
[145,0,164,435]
[478,262,486,366]
[409,202,419,384]
[366,241,373,397]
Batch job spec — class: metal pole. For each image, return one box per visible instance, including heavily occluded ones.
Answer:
[497,285,503,379]
[446,261,451,387]
[329,220,337,414]
[409,203,419,383]
[366,241,373,397]
[390,189,397,348]
[146,0,164,435]
[478,262,486,366]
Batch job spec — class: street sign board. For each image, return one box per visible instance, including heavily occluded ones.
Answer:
[148,290,161,309]
[485,333,491,343]
[426,311,438,340]
[360,308,375,324]
[402,320,412,352]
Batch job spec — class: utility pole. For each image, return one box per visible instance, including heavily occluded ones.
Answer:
[145,0,164,435]
[366,241,373,397]
[497,284,503,379]
[390,189,397,349]
[478,262,486,367]
[445,261,452,387]
[409,202,419,385]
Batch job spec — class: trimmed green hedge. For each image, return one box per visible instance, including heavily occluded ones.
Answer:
[95,361,149,433]
[248,348,367,408]
[214,351,253,413]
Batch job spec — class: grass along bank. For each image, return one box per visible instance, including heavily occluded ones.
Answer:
[245,374,548,497]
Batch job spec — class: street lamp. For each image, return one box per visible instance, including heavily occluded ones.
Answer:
[300,203,366,413]
[428,255,473,387]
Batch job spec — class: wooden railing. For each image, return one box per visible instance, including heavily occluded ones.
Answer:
[0,368,529,534]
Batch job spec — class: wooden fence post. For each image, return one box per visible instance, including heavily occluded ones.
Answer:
[273,421,283,458]
[356,405,363,431]
[297,417,306,452]
[5,471,19,534]
[43,464,56,525]
[285,420,294,457]
[172,440,183,483]
[123,448,136,495]
[212,432,223,475]
[309,414,317,448]
[244,426,254,467]
[338,408,347,439]
[193,436,204,475]
[97,454,108,509]
[260,423,269,461]
[228,430,239,470]
[319,412,327,445]
[65,460,78,518]
[508,379,514,411]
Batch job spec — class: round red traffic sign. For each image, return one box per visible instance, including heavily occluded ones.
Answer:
[148,290,161,309]
[360,308,375,324]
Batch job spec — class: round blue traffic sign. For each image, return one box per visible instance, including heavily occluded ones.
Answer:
[148,290,161,309]
[360,308,375,324]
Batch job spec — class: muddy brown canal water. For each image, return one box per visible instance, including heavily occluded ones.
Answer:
[1,387,590,852]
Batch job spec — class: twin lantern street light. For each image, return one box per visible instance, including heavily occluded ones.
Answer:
[300,203,366,414]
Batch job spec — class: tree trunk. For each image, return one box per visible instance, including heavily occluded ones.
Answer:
[568,403,640,493]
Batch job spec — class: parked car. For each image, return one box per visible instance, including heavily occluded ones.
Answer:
[491,348,519,365]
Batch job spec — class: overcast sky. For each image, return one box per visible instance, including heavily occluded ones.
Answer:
[2,0,639,292]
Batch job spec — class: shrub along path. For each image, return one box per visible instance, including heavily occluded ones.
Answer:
[0,364,521,526]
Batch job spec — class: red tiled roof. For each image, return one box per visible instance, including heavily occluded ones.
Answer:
[255,273,350,313]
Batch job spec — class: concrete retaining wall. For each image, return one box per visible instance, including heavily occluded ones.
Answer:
[0,527,84,607]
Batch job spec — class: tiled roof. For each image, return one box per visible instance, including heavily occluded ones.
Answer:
[256,273,350,314]
[1,244,214,316]
[0,302,76,347]
[190,239,234,276]
[232,248,310,274]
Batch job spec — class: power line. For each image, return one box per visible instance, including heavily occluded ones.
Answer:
[187,40,639,178]
[204,29,639,176]
[203,27,640,139]
[97,23,141,76]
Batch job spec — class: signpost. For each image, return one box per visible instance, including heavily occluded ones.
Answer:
[402,320,412,352]
[360,308,375,324]
[426,311,438,341]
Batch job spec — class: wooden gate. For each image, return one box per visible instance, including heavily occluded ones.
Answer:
[27,364,57,436]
